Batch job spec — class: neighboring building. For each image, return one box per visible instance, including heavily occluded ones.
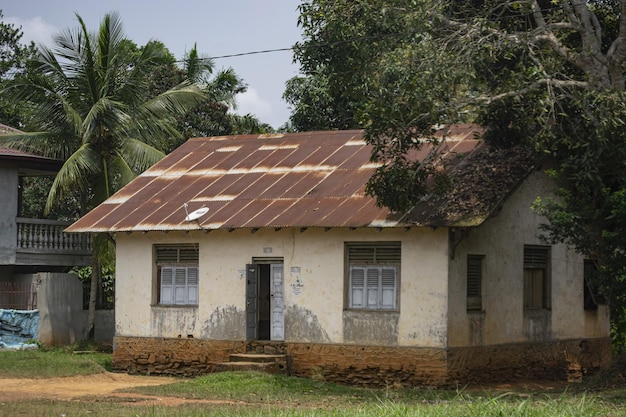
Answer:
[0,123,93,345]
[0,124,91,285]
[66,125,610,386]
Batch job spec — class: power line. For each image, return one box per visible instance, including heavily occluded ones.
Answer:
[195,47,294,61]
[2,46,297,78]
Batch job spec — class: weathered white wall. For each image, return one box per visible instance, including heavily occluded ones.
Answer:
[114,226,450,347]
[447,169,610,347]
[34,272,87,346]
[114,170,609,349]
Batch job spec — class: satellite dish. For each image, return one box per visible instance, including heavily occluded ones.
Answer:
[185,207,209,222]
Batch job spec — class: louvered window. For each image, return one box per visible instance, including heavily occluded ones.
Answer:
[523,245,550,310]
[467,255,483,311]
[155,245,199,306]
[346,242,400,310]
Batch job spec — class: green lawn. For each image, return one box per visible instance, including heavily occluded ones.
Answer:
[0,347,111,378]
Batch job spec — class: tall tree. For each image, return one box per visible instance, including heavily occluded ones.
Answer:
[294,0,626,346]
[0,10,37,126]
[287,1,418,131]
[147,43,270,152]
[283,69,353,131]
[0,12,204,338]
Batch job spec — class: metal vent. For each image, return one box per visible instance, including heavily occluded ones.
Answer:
[524,246,549,268]
[156,244,199,264]
[347,242,401,264]
[467,255,482,298]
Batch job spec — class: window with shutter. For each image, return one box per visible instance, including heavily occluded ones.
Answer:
[187,266,199,305]
[160,267,174,304]
[380,267,396,309]
[467,255,483,311]
[346,242,400,310]
[523,245,550,310]
[350,267,366,308]
[155,244,199,306]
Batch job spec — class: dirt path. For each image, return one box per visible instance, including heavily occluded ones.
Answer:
[0,372,203,405]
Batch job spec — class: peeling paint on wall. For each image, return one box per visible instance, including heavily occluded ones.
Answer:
[202,305,245,339]
[343,310,399,345]
[467,313,485,346]
[524,310,552,341]
[284,305,330,343]
[150,307,198,338]
[406,325,447,346]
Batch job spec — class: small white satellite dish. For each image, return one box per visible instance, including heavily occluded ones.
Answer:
[185,207,209,222]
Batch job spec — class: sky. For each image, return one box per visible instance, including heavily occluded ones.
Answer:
[3,1,304,129]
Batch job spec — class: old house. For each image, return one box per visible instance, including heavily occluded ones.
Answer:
[66,125,610,386]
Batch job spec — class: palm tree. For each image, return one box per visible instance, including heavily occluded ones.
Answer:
[1,12,204,338]
[146,42,272,147]
[173,44,272,147]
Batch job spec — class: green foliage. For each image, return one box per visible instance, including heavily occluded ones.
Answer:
[0,12,205,339]
[0,10,38,127]
[283,73,335,131]
[532,90,626,348]
[146,42,268,151]
[0,12,205,213]
[293,0,626,344]
[19,176,81,220]
[72,262,115,309]
[289,0,434,131]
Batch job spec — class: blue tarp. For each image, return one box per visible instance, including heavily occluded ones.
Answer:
[0,309,39,349]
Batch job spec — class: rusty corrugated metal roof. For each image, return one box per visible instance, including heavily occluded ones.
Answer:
[66,125,536,233]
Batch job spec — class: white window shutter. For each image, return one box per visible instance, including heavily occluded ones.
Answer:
[346,242,400,310]
[174,267,187,304]
[187,266,199,304]
[161,267,174,304]
[366,267,380,308]
[350,266,365,308]
[380,267,397,309]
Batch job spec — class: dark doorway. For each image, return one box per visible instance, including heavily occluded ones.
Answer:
[246,260,285,341]
[257,264,271,340]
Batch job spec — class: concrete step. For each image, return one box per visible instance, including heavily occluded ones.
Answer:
[229,353,287,363]
[215,361,279,373]
[215,353,290,375]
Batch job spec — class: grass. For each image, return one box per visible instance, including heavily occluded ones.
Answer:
[0,341,112,378]
[0,348,626,416]
[126,372,626,416]
[129,370,380,403]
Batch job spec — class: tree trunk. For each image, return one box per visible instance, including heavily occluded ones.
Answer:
[84,254,100,340]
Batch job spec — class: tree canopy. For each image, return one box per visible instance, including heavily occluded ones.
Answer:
[293,0,626,345]
[0,12,206,337]
[1,12,205,214]
[0,10,37,126]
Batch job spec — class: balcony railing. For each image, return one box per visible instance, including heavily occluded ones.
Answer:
[16,217,92,254]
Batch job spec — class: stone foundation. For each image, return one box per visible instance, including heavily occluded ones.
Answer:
[113,337,247,377]
[447,337,612,385]
[112,336,611,386]
[287,343,448,387]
